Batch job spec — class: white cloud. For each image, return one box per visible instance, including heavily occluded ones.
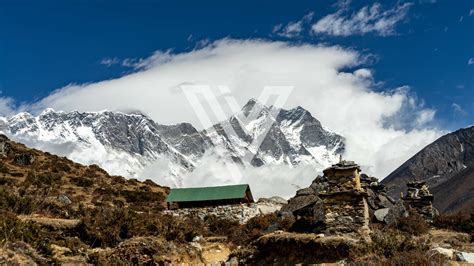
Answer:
[312,2,413,36]
[25,39,442,181]
[0,97,18,116]
[452,103,467,116]
[100,57,120,67]
[171,152,318,199]
[470,9,474,16]
[273,12,314,38]
[415,109,436,127]
[468,58,474,65]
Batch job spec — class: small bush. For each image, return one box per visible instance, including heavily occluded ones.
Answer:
[435,212,474,237]
[77,207,132,248]
[0,162,9,173]
[0,210,52,254]
[0,177,16,185]
[229,213,278,245]
[23,171,62,187]
[10,172,24,177]
[0,188,37,214]
[205,215,240,236]
[391,211,430,236]
[352,227,429,260]
[70,176,94,187]
[55,161,72,172]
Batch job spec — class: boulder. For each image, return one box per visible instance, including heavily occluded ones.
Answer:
[384,201,407,225]
[57,194,72,205]
[377,194,394,208]
[0,135,11,157]
[281,194,319,213]
[14,153,35,166]
[296,188,314,196]
[258,196,287,205]
[429,247,455,260]
[374,208,390,222]
[456,252,474,263]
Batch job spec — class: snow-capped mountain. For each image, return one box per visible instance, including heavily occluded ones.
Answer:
[0,99,345,186]
[0,109,200,185]
[204,99,344,168]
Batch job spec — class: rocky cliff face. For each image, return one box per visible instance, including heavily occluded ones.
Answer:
[0,99,345,187]
[383,126,474,213]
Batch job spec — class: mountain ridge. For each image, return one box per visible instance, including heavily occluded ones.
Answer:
[382,125,474,213]
[0,99,345,187]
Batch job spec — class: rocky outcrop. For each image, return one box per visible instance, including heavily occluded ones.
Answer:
[13,153,35,166]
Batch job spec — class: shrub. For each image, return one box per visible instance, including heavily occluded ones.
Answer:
[229,213,278,245]
[0,162,9,173]
[121,189,164,204]
[23,171,62,187]
[0,188,37,214]
[10,172,24,177]
[205,215,240,236]
[352,227,429,260]
[55,161,72,172]
[435,212,474,236]
[0,177,16,185]
[0,210,52,254]
[157,214,206,242]
[77,207,132,248]
[391,211,430,236]
[70,176,94,187]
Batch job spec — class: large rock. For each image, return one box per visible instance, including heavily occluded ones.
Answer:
[384,201,407,225]
[374,208,390,222]
[0,135,11,157]
[281,194,319,213]
[14,153,35,166]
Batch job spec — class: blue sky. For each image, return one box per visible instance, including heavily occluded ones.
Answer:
[0,0,473,130]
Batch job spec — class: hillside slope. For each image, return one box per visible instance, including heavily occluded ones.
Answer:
[0,133,168,216]
[382,126,474,213]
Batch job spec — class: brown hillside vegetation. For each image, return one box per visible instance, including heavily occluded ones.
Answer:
[0,134,473,264]
[0,134,168,216]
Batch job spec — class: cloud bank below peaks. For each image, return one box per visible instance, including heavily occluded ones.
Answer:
[9,38,442,179]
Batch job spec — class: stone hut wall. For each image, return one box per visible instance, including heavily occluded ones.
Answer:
[164,201,283,224]
[320,192,369,234]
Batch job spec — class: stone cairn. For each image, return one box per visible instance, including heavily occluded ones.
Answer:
[281,158,409,236]
[401,180,438,222]
[282,160,376,236]
[318,160,369,234]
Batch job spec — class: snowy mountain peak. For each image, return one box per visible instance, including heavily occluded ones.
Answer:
[39,108,57,115]
[0,100,345,188]
[240,98,270,117]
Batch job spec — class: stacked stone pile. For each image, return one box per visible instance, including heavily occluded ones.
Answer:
[281,159,429,235]
[282,160,373,235]
[402,181,438,222]
[359,174,398,223]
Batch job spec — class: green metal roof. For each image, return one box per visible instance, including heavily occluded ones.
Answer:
[166,184,252,203]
